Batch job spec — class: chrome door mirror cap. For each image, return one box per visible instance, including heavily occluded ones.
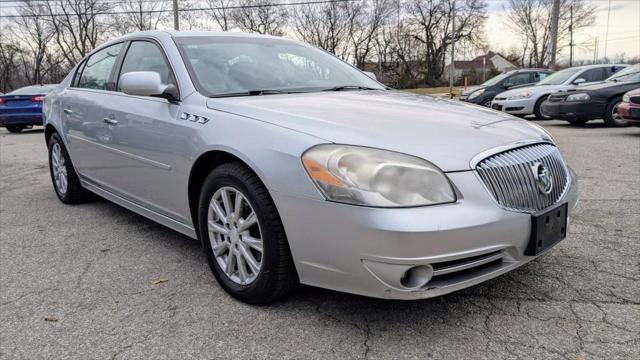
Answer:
[120,71,175,98]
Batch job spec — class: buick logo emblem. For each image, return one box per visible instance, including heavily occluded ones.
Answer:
[532,162,553,195]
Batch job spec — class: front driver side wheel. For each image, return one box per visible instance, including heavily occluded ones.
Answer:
[198,162,298,304]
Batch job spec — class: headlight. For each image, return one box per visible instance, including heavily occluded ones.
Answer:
[622,93,630,103]
[506,91,532,100]
[302,145,456,207]
[467,88,485,99]
[566,93,590,101]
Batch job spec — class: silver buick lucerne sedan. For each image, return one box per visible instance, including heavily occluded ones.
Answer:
[43,31,578,304]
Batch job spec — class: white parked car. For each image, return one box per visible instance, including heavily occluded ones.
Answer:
[43,31,578,304]
[491,64,627,119]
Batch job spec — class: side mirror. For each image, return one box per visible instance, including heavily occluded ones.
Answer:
[504,82,514,89]
[363,71,377,80]
[120,71,178,100]
[573,78,586,85]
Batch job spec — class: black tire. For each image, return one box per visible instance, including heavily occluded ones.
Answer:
[198,162,298,304]
[534,96,551,120]
[603,96,628,127]
[5,125,24,133]
[567,119,588,126]
[47,133,93,204]
[481,98,492,107]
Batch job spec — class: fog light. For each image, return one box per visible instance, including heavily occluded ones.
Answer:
[400,265,434,289]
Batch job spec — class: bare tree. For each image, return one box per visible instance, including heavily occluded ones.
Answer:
[504,0,595,67]
[204,0,236,31]
[232,0,288,36]
[43,0,114,64]
[291,0,351,56]
[405,0,487,85]
[346,0,394,69]
[10,1,55,84]
[117,0,170,33]
[0,34,24,92]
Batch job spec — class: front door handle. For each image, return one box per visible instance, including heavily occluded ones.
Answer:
[103,118,118,126]
[63,108,73,115]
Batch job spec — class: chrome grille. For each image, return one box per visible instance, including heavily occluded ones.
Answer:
[476,143,569,213]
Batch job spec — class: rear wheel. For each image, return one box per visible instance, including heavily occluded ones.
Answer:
[534,96,551,120]
[198,162,298,304]
[604,96,628,127]
[5,125,24,133]
[47,133,93,204]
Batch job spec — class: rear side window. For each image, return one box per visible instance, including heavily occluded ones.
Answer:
[604,66,624,77]
[118,41,176,90]
[578,68,605,83]
[78,43,123,90]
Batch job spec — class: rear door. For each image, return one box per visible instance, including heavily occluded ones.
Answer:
[61,43,125,180]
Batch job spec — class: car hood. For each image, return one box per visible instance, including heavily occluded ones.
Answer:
[206,90,551,172]
[498,84,573,97]
[461,86,483,96]
[569,80,640,92]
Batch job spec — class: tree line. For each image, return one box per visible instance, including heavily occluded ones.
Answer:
[0,0,606,92]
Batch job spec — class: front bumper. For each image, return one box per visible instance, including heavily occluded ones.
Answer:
[540,100,605,121]
[619,102,640,123]
[490,98,535,115]
[272,168,579,300]
[0,113,43,126]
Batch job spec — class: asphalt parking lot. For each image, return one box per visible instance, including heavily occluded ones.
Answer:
[1,121,639,360]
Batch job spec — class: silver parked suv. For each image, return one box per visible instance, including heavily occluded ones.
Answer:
[44,31,578,304]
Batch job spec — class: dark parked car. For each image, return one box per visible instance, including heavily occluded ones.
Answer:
[618,88,640,125]
[541,64,640,127]
[459,68,552,107]
[0,84,58,133]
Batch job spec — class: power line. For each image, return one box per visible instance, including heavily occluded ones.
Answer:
[0,0,354,17]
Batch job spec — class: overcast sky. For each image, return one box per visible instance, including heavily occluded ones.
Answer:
[0,0,638,62]
[485,0,640,62]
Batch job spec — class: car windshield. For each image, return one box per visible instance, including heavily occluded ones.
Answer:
[481,73,510,86]
[538,68,581,85]
[606,64,640,82]
[174,36,385,97]
[7,85,57,95]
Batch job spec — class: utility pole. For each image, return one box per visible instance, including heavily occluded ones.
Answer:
[569,5,574,67]
[604,0,611,61]
[548,0,561,69]
[173,0,180,31]
[594,36,599,63]
[449,0,455,98]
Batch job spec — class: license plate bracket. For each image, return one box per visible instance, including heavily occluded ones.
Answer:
[526,202,568,256]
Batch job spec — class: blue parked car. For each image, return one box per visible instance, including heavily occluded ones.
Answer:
[0,84,58,133]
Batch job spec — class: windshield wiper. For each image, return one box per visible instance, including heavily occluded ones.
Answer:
[210,89,294,98]
[323,85,381,92]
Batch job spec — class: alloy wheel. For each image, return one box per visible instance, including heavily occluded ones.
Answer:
[207,186,263,285]
[51,143,68,195]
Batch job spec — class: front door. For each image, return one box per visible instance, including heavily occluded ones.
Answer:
[92,40,189,223]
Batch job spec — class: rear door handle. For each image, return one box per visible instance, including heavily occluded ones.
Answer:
[103,118,118,126]
[63,108,73,114]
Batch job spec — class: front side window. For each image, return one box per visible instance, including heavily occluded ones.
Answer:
[506,73,531,86]
[78,43,123,90]
[578,68,605,83]
[174,36,385,97]
[118,41,176,90]
[536,72,550,81]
